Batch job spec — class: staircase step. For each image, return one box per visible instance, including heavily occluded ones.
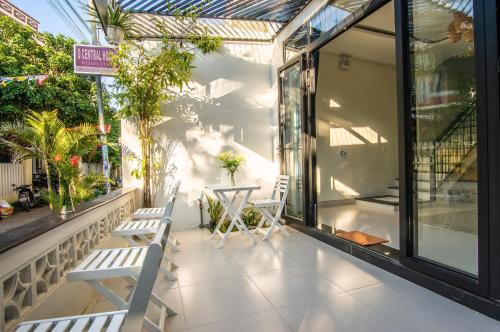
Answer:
[356,196,399,212]
[386,187,399,197]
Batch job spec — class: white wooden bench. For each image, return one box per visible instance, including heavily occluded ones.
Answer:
[16,221,172,332]
[249,175,290,240]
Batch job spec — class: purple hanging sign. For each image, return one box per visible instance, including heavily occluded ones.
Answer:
[73,44,117,76]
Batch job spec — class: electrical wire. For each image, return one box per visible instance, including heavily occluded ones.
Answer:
[46,0,90,42]
[62,0,91,33]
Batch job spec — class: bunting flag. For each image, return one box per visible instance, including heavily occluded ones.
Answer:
[0,75,49,88]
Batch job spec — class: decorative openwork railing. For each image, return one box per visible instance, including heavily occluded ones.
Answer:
[0,189,136,332]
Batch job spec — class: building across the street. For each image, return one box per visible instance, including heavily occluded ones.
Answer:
[0,0,38,30]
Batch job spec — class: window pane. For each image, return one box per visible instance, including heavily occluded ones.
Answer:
[409,0,478,275]
[284,0,371,62]
[281,64,304,218]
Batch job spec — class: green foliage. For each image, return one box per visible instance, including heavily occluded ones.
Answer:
[112,11,221,207]
[72,172,113,204]
[0,16,120,169]
[205,193,224,231]
[87,0,134,33]
[217,151,245,175]
[0,110,63,163]
[240,207,263,229]
[204,192,262,233]
[0,111,103,212]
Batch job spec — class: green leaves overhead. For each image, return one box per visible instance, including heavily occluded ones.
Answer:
[0,15,121,169]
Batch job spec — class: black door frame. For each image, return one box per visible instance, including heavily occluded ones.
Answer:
[279,0,392,229]
[277,55,310,226]
[397,0,497,296]
[277,0,500,306]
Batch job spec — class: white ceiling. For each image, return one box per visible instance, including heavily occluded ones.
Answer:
[321,1,396,66]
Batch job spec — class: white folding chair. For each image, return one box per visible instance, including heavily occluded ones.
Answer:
[64,216,176,330]
[112,185,180,281]
[131,180,181,251]
[16,221,172,332]
[249,175,290,240]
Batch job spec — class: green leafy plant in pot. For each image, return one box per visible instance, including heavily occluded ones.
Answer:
[217,151,245,186]
[88,0,133,45]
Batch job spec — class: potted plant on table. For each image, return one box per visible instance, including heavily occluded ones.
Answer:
[217,151,245,186]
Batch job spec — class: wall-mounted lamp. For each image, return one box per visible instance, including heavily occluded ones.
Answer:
[339,54,352,70]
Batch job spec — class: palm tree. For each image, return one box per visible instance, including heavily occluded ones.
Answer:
[0,111,100,211]
[0,111,64,208]
[52,122,99,212]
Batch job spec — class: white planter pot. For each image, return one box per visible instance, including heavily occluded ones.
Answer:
[105,25,125,45]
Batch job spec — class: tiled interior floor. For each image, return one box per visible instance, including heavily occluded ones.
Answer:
[317,204,478,274]
[318,204,400,248]
[84,227,499,332]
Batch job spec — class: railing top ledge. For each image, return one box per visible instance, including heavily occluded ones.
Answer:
[0,187,137,255]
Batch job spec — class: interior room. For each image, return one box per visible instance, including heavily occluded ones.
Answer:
[314,1,400,255]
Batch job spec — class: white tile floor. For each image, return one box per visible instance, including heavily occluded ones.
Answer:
[85,227,499,332]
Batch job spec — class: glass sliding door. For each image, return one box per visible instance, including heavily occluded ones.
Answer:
[407,0,478,275]
[280,63,304,220]
[312,1,399,257]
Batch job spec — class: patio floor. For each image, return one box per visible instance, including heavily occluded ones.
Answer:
[84,227,500,332]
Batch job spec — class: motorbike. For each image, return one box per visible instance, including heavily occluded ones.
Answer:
[11,184,44,211]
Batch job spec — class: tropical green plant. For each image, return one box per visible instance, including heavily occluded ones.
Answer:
[217,151,245,186]
[51,123,100,212]
[105,0,134,31]
[87,0,134,36]
[0,110,103,212]
[205,193,224,231]
[240,207,263,229]
[0,111,64,208]
[112,11,221,207]
[0,16,121,171]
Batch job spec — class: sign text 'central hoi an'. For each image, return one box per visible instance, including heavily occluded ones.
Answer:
[73,44,117,76]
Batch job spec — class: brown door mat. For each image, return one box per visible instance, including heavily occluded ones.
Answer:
[335,231,388,246]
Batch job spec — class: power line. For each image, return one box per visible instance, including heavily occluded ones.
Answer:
[47,0,86,40]
[55,0,89,40]
[46,0,90,42]
[61,0,91,33]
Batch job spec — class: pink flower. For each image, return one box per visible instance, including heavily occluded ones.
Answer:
[54,154,62,162]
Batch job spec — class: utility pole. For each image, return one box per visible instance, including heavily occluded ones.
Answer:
[89,0,111,193]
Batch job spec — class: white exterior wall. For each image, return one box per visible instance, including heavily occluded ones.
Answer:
[121,1,330,230]
[122,43,280,230]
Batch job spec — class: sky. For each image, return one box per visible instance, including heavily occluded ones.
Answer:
[10,0,92,42]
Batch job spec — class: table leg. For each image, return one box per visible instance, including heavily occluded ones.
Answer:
[217,190,256,248]
[211,190,238,239]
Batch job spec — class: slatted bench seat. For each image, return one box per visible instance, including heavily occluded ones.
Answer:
[132,207,165,219]
[16,310,128,332]
[126,180,181,251]
[113,219,162,237]
[67,247,148,281]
